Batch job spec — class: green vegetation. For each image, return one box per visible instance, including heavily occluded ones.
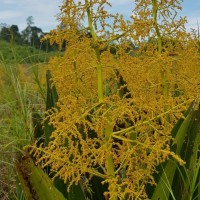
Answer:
[0,47,46,199]
[0,16,59,51]
[0,39,59,63]
[0,20,51,198]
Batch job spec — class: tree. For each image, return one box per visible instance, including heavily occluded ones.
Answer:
[30,26,43,48]
[0,24,22,44]
[0,26,10,42]
[22,16,44,48]
[26,16,34,27]
[0,23,8,31]
[10,25,22,44]
[22,16,34,44]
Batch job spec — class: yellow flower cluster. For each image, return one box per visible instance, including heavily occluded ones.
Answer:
[30,0,200,199]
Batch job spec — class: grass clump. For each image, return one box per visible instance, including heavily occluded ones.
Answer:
[0,42,48,199]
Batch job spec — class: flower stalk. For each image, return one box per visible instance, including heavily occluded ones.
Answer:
[152,0,162,54]
[85,1,117,198]
[85,0,103,102]
[152,0,169,99]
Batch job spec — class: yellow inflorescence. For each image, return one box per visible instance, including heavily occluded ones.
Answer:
[29,0,200,199]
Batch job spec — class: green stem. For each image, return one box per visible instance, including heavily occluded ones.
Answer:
[105,121,117,200]
[152,0,162,54]
[152,0,169,100]
[85,0,103,102]
[85,1,117,199]
[95,48,104,102]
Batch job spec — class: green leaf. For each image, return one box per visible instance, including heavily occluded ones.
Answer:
[32,111,44,146]
[171,99,196,139]
[16,175,25,200]
[44,70,58,146]
[15,155,66,200]
[46,70,58,111]
[87,174,108,200]
[67,182,86,200]
[172,106,200,200]
[53,178,87,200]
[151,100,196,200]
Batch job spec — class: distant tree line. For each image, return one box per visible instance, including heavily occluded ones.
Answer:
[0,16,58,52]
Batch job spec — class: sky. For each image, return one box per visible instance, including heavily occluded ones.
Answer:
[0,0,199,33]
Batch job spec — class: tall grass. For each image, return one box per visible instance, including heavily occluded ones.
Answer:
[0,42,47,199]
